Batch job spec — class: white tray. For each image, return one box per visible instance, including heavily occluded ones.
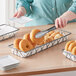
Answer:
[9,16,33,24]
[9,30,71,58]
[0,24,19,41]
[0,55,20,71]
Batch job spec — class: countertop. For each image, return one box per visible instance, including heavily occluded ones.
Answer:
[0,23,76,76]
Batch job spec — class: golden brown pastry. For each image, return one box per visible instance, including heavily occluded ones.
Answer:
[14,39,22,50]
[23,33,36,47]
[65,41,74,51]
[68,42,76,52]
[71,47,76,55]
[51,32,60,38]
[46,31,55,36]
[54,34,63,39]
[30,29,44,45]
[19,39,34,52]
[44,36,54,44]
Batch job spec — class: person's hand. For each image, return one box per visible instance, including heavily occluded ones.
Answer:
[55,11,76,28]
[55,15,68,28]
[14,7,26,18]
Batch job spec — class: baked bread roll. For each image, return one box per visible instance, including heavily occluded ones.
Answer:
[65,41,74,51]
[14,39,22,50]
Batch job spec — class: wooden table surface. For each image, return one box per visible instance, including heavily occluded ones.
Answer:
[0,23,76,76]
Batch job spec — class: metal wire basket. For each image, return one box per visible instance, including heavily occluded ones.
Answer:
[9,30,71,58]
[0,24,19,41]
[63,50,76,61]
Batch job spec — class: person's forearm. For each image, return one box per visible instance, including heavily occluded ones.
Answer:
[61,11,76,22]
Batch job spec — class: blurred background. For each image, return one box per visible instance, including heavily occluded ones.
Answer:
[0,0,23,27]
[0,0,7,24]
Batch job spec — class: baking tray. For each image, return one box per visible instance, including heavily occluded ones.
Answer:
[9,30,71,58]
[0,24,19,41]
[63,50,76,61]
